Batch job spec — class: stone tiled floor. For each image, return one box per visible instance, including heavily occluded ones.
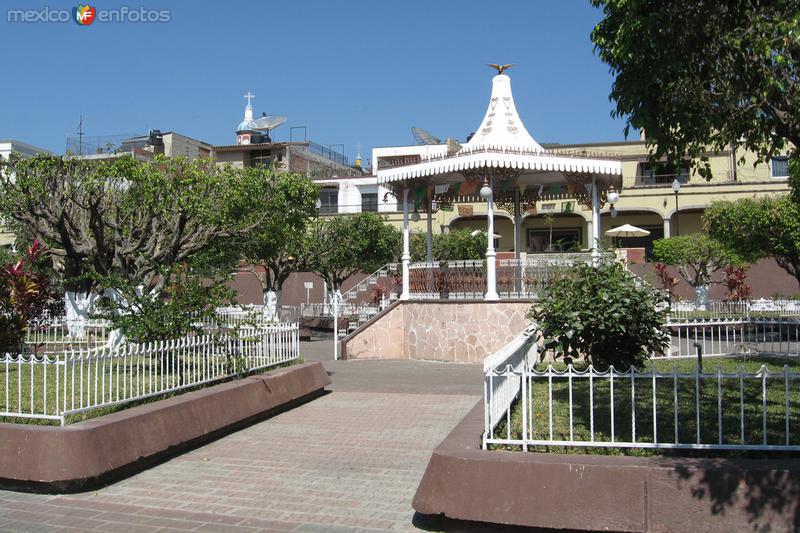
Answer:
[0,339,484,532]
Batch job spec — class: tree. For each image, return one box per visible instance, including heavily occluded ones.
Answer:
[0,155,273,323]
[529,260,669,370]
[410,229,485,261]
[652,234,740,305]
[223,173,319,310]
[591,0,800,177]
[705,196,800,286]
[304,212,401,294]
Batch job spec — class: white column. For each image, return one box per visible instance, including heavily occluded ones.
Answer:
[663,218,671,239]
[485,177,499,301]
[591,177,601,262]
[401,188,411,300]
[513,189,522,294]
[513,189,521,260]
[426,198,433,262]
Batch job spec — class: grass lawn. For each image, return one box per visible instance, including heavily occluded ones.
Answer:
[490,355,800,457]
[0,353,301,425]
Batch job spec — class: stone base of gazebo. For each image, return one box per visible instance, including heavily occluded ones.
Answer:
[340,300,533,363]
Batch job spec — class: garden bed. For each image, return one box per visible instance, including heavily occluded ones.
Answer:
[1,324,300,425]
[492,355,800,457]
[414,400,800,532]
[0,361,331,492]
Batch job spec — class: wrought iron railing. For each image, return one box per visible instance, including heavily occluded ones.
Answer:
[484,361,800,452]
[407,253,601,300]
[1,323,299,425]
[668,299,800,320]
[662,318,800,358]
[305,141,349,166]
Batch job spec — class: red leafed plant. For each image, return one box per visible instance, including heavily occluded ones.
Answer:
[0,240,59,351]
[654,262,680,302]
[723,266,752,302]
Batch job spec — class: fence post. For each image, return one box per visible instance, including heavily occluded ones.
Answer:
[694,341,703,373]
[333,290,340,360]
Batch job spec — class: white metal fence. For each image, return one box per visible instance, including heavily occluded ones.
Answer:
[25,318,111,351]
[668,299,800,320]
[483,362,800,452]
[483,326,537,433]
[663,318,800,358]
[1,323,299,425]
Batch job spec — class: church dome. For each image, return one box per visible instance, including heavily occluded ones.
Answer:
[237,117,257,132]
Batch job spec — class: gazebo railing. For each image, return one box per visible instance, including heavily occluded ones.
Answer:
[408,260,486,299]
[407,254,600,300]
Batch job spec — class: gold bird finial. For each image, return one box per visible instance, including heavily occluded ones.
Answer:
[487,63,514,75]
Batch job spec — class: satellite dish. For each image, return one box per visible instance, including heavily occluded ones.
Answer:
[412,127,442,145]
[252,114,287,132]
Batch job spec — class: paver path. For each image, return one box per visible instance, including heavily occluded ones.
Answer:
[0,338,483,532]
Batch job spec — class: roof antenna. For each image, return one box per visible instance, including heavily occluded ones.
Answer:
[76,115,84,155]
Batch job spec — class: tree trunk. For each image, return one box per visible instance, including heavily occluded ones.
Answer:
[102,288,127,350]
[694,284,709,308]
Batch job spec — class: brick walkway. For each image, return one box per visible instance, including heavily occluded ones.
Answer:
[0,338,484,532]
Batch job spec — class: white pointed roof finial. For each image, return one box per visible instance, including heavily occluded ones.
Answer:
[463,65,543,153]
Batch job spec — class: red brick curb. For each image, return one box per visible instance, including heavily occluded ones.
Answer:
[0,362,330,493]
[413,400,800,532]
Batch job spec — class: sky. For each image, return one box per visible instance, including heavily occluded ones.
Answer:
[0,1,632,163]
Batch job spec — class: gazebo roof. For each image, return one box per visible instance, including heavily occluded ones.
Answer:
[377,71,622,189]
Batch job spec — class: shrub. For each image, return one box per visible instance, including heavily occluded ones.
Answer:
[723,266,752,302]
[0,240,61,351]
[529,260,669,370]
[654,262,679,302]
[94,268,234,343]
[410,229,485,261]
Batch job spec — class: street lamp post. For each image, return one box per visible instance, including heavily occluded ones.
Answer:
[480,178,499,301]
[672,178,681,236]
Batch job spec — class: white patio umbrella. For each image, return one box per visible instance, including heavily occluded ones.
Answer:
[471,229,502,239]
[604,224,650,238]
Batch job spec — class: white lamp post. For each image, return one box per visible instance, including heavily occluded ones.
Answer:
[608,190,620,218]
[480,179,499,301]
[671,178,681,236]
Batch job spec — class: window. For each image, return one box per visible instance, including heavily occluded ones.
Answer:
[361,193,378,212]
[772,156,789,178]
[637,162,690,185]
[249,149,272,167]
[319,189,338,214]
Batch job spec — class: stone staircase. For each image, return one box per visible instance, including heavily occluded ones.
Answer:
[339,263,401,334]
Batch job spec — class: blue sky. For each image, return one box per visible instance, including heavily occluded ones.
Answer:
[1,1,632,162]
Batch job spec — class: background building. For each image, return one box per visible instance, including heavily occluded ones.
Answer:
[0,139,50,160]
[0,140,51,245]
